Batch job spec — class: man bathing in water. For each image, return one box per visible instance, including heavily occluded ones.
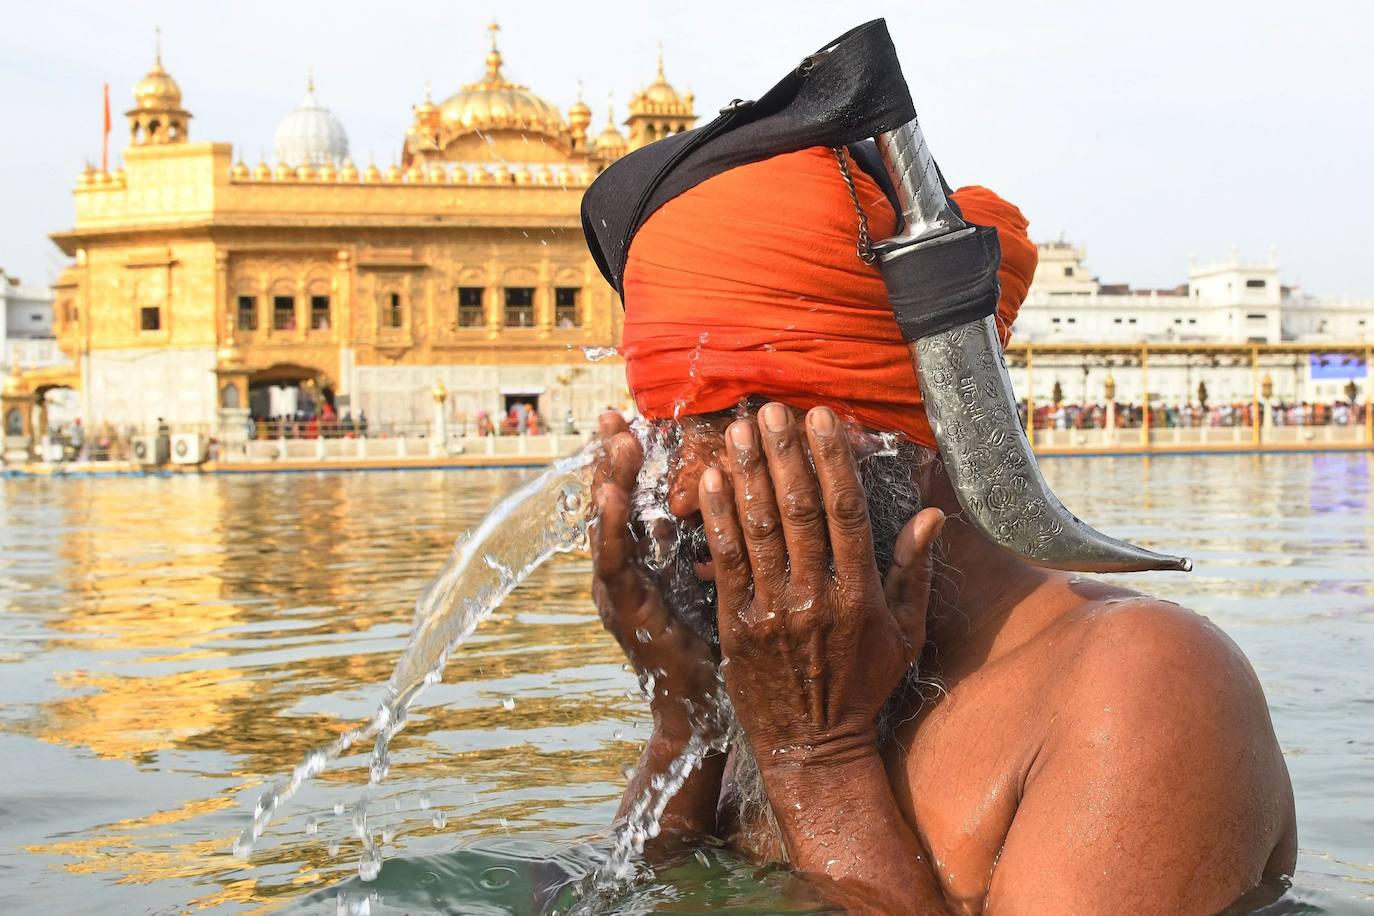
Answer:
[586,148,1295,913]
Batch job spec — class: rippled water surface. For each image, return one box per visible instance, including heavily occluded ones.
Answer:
[1,453,1370,913]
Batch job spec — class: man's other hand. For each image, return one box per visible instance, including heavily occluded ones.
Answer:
[591,410,721,744]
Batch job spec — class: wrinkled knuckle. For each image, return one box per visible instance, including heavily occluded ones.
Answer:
[780,489,822,526]
[713,535,748,569]
[742,506,780,540]
[828,486,870,530]
[813,432,849,463]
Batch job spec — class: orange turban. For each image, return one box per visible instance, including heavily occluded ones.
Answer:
[621,146,1037,447]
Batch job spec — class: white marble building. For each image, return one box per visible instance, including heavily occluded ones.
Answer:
[1,269,62,373]
[1012,243,1373,406]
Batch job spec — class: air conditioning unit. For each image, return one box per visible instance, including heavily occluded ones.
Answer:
[171,432,207,465]
[130,435,160,466]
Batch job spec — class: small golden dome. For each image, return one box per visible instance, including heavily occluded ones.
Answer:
[639,48,683,106]
[133,61,183,111]
[363,163,382,183]
[404,165,423,183]
[594,102,627,154]
[231,160,249,180]
[318,162,337,181]
[568,82,592,133]
[384,164,403,183]
[273,162,293,181]
[253,161,272,181]
[340,159,359,181]
[435,23,567,138]
[449,165,468,183]
[295,163,316,181]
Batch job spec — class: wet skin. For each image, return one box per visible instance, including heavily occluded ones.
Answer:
[591,405,1297,914]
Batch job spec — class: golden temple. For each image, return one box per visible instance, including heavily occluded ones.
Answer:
[23,24,698,441]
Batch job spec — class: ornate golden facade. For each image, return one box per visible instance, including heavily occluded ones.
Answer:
[40,25,698,435]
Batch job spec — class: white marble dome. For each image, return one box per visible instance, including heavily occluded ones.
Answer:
[273,79,349,168]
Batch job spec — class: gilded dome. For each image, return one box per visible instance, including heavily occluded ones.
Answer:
[133,62,182,110]
[273,76,350,168]
[436,23,566,137]
[633,49,688,109]
[594,103,627,155]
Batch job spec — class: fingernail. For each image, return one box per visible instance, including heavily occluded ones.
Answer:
[760,403,788,432]
[728,420,754,450]
[808,407,836,436]
[703,468,723,493]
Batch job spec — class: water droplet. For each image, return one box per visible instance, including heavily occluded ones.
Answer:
[327,839,340,856]
[381,826,395,844]
[694,849,710,868]
[431,810,448,829]
[419,792,432,810]
[501,696,516,710]
[305,815,320,835]
[612,729,624,740]
[333,801,345,816]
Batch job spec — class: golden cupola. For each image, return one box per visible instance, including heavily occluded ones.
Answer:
[403,22,573,167]
[567,83,592,151]
[126,30,191,146]
[591,99,628,168]
[625,47,697,151]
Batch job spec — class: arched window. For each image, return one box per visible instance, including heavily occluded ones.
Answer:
[148,119,162,140]
[4,408,22,436]
[221,384,241,409]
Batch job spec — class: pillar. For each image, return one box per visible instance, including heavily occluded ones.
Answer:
[1140,346,1151,449]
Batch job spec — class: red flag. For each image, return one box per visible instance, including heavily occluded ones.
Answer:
[101,82,111,172]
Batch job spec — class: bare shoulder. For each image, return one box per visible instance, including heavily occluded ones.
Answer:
[1055,596,1273,726]
[992,594,1298,911]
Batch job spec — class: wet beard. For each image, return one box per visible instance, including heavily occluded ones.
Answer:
[659,442,935,855]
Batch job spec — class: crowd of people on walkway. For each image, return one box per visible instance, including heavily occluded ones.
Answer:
[1027,400,1371,430]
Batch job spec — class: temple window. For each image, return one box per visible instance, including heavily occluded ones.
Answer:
[273,295,296,331]
[384,292,404,328]
[237,295,258,331]
[504,287,535,328]
[310,295,331,330]
[458,287,485,327]
[140,306,161,331]
[555,287,582,328]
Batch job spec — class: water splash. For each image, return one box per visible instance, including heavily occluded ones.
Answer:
[232,439,600,872]
[580,345,618,362]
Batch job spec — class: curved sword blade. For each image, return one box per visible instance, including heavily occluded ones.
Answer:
[912,317,1191,573]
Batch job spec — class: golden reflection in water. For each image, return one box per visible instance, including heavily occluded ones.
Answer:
[5,469,642,910]
[3,456,1371,912]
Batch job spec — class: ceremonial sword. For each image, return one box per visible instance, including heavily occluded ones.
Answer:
[869,118,1191,573]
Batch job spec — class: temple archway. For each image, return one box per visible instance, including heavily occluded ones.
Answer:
[247,364,335,422]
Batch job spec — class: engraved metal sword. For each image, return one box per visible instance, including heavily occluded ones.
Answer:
[870,117,1191,573]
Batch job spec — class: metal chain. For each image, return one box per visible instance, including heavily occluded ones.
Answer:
[832,147,877,265]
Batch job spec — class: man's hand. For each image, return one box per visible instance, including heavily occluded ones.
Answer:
[699,402,950,912]
[591,411,726,840]
[700,402,944,763]
[591,411,721,743]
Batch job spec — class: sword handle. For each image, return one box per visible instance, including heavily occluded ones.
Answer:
[875,117,966,249]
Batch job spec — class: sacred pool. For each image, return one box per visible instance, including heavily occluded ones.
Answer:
[0,453,1369,914]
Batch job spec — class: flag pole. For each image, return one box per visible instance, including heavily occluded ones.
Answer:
[102,82,111,172]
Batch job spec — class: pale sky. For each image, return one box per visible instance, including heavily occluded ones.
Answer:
[4,0,1372,297]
